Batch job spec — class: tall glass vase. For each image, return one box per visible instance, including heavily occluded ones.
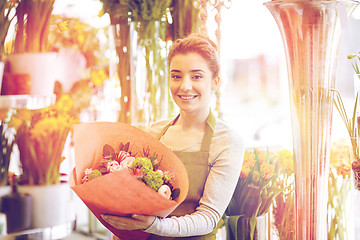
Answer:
[264,0,358,239]
[129,21,171,128]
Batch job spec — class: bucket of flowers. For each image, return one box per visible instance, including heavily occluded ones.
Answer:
[225,148,283,240]
[7,95,77,228]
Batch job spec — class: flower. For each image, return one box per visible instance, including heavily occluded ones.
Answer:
[81,143,179,200]
[226,148,282,240]
[330,138,351,177]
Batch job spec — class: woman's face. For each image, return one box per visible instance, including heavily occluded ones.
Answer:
[169,52,219,114]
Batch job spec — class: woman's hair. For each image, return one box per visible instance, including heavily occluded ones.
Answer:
[167,33,220,78]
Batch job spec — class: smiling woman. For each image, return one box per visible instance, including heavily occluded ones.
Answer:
[101,33,245,240]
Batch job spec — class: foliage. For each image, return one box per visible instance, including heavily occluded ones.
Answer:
[226,148,283,240]
[9,96,77,185]
[0,0,16,60]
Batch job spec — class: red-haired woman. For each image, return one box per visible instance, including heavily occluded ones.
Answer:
[102,33,245,240]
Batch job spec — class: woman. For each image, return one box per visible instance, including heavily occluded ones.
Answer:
[102,33,245,239]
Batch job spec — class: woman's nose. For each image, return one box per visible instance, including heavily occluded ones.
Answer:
[180,76,192,91]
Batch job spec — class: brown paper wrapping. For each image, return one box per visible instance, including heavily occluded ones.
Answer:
[70,122,189,240]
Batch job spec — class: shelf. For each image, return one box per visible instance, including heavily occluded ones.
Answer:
[0,95,56,110]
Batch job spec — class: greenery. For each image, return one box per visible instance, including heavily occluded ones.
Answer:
[13,0,55,53]
[0,1,16,60]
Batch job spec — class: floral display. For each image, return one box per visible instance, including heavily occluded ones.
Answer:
[70,122,188,240]
[8,96,77,185]
[226,148,282,240]
[81,142,179,200]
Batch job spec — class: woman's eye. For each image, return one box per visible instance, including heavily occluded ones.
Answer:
[193,75,202,80]
[171,75,181,80]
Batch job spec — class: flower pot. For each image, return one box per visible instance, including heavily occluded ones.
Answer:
[226,215,269,240]
[17,183,75,229]
[5,52,58,95]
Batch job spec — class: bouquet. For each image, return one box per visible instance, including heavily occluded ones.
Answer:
[81,142,179,200]
[226,148,282,240]
[70,122,189,240]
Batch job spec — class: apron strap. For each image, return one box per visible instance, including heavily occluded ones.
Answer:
[200,110,216,152]
[156,110,216,152]
[156,115,180,140]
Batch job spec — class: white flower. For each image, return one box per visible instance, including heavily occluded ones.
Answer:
[158,185,172,199]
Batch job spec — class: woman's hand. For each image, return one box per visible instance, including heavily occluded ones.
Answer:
[101,214,156,231]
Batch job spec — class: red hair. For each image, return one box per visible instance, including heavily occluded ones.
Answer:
[168,33,220,78]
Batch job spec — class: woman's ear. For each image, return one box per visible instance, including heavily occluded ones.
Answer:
[211,76,220,90]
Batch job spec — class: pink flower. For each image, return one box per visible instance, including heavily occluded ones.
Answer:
[117,151,131,162]
[131,168,145,179]
[120,157,135,170]
[158,185,172,199]
[107,161,122,173]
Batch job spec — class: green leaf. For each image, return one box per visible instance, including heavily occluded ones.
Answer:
[103,144,115,158]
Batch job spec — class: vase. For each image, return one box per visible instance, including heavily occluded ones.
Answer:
[5,52,58,95]
[225,215,269,240]
[17,183,75,229]
[129,20,172,127]
[264,0,358,239]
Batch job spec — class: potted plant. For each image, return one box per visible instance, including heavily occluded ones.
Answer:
[5,0,57,96]
[7,95,77,229]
